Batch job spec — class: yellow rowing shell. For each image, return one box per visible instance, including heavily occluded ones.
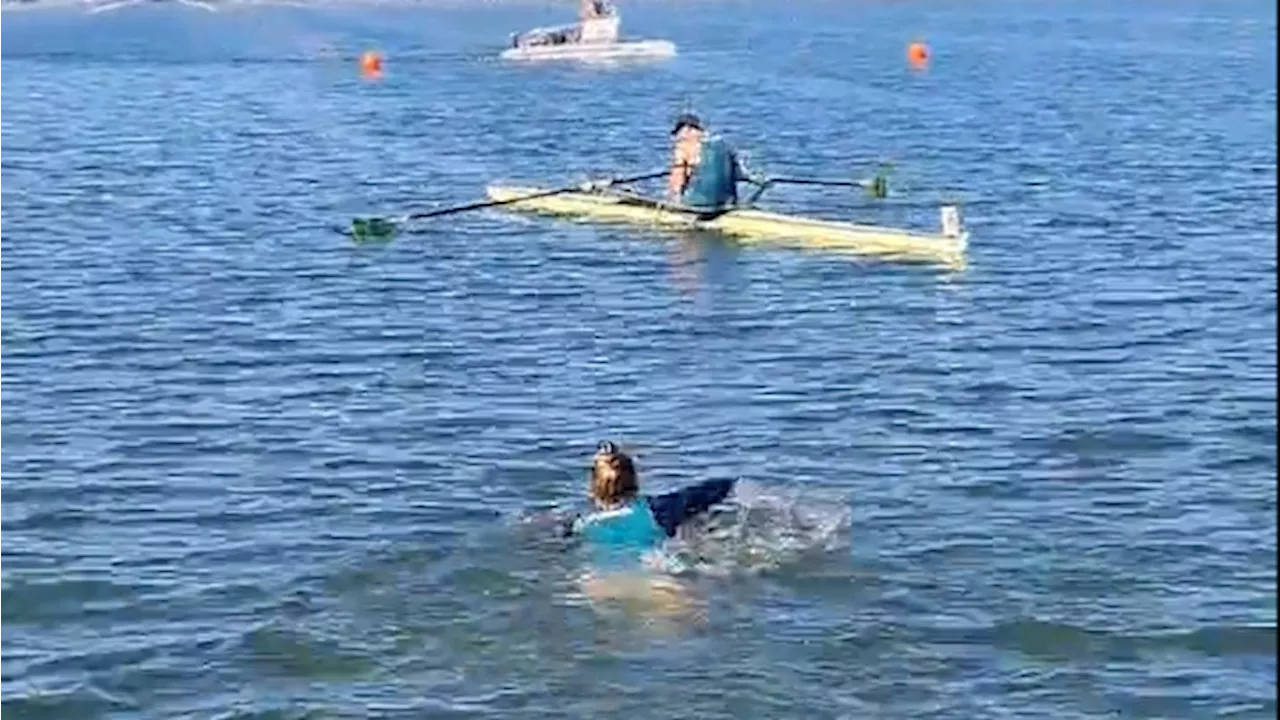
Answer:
[485,185,970,268]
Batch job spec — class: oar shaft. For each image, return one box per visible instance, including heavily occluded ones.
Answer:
[403,170,668,222]
[765,177,873,188]
[404,196,525,221]
[744,171,889,205]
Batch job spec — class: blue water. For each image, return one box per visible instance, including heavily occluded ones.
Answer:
[2,0,1276,717]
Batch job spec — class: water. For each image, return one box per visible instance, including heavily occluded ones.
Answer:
[2,0,1276,717]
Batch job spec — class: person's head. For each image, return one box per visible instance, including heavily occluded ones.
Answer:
[589,440,639,508]
[671,113,704,143]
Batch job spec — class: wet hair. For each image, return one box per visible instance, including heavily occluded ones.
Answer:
[589,440,639,506]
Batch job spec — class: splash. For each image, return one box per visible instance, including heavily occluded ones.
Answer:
[665,479,852,577]
[507,479,852,577]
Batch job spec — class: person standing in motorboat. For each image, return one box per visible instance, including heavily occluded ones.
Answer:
[510,0,619,49]
[580,0,612,20]
[576,0,619,43]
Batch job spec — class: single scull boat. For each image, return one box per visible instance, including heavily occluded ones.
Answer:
[484,184,969,267]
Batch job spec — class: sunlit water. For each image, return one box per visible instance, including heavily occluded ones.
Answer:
[2,1,1276,717]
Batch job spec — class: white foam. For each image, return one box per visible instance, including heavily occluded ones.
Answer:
[665,479,852,577]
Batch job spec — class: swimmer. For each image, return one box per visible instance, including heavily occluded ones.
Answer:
[562,441,735,620]
[563,441,735,556]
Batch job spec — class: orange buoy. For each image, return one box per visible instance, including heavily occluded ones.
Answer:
[907,41,929,70]
[360,50,383,77]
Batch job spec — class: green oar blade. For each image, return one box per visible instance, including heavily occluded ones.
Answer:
[350,217,398,242]
[868,173,888,199]
[867,162,893,199]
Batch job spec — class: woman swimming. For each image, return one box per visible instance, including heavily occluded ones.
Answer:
[563,441,735,568]
[561,441,734,622]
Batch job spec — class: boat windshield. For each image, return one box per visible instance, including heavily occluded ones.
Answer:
[516,24,579,47]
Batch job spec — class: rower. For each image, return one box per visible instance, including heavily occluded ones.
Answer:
[667,113,757,212]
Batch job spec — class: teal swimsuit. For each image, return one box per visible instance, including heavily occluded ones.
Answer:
[574,498,667,569]
[568,479,736,570]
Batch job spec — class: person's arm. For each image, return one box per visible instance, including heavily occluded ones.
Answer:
[648,478,736,537]
[667,143,693,201]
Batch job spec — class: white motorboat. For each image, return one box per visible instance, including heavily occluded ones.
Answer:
[500,11,676,62]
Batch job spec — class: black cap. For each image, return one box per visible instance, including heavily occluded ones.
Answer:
[671,112,703,136]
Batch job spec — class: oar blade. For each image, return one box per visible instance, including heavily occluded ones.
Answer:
[867,173,889,199]
[349,217,399,243]
[866,161,893,199]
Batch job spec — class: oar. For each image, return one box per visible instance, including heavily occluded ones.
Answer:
[766,176,887,195]
[345,169,668,241]
[744,163,894,205]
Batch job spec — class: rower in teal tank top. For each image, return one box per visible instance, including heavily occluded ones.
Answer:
[669,113,756,212]
[682,136,740,210]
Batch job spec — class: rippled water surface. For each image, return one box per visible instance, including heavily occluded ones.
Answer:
[2,0,1277,717]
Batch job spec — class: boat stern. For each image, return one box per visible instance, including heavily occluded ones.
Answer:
[941,204,967,239]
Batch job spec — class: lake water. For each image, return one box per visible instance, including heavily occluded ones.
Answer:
[2,0,1276,717]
